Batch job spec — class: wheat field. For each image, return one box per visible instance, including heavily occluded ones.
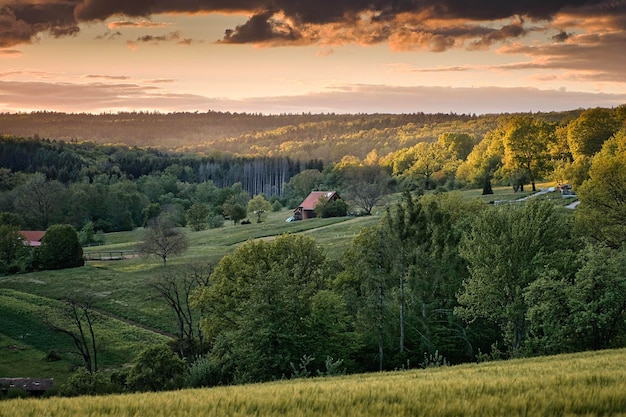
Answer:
[2,348,626,417]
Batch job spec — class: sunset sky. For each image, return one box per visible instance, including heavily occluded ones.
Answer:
[1,0,626,114]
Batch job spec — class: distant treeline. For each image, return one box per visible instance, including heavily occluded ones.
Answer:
[0,110,502,161]
[0,136,321,196]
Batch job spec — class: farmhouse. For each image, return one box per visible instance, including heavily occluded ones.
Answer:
[18,231,46,247]
[293,191,340,220]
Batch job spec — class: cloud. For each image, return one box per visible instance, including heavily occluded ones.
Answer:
[0,0,624,49]
[108,20,173,29]
[1,78,625,115]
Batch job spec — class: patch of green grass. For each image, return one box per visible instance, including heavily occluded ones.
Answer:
[0,289,170,374]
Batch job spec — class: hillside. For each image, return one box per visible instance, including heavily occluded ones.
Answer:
[0,110,576,161]
[0,208,382,384]
[2,347,626,417]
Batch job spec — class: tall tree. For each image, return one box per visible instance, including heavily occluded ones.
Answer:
[339,164,393,215]
[575,128,626,248]
[47,298,99,374]
[457,200,571,354]
[526,244,626,353]
[191,234,331,383]
[501,116,555,192]
[149,263,212,358]
[138,214,189,266]
[340,225,397,371]
[12,173,65,229]
[567,107,620,159]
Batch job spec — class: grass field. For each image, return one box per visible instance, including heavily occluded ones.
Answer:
[1,347,622,417]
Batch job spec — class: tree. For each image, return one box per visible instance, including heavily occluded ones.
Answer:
[186,203,210,231]
[47,298,99,374]
[138,214,188,266]
[575,129,626,248]
[567,108,620,159]
[247,194,272,223]
[222,195,247,225]
[0,225,27,274]
[526,244,626,353]
[339,165,393,215]
[457,200,571,354]
[191,234,331,383]
[406,142,451,190]
[12,173,65,229]
[149,263,212,358]
[501,116,555,192]
[39,224,84,270]
[126,344,186,392]
[437,132,475,161]
[339,225,397,371]
[284,169,324,203]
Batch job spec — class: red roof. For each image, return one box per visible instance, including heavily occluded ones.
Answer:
[298,191,339,210]
[19,231,46,246]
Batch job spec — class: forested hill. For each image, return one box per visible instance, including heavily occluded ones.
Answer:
[0,110,581,162]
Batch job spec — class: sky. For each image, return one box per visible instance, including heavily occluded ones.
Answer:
[1,0,626,115]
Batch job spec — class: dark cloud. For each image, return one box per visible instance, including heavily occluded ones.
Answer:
[220,9,303,44]
[0,0,624,50]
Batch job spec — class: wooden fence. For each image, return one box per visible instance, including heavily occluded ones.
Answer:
[83,250,140,261]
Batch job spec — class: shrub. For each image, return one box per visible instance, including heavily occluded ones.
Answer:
[126,345,186,392]
[38,224,84,270]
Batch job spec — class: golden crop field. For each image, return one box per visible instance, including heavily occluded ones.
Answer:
[2,348,626,417]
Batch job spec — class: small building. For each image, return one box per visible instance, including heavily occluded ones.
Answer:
[293,191,340,220]
[0,378,54,397]
[18,231,46,247]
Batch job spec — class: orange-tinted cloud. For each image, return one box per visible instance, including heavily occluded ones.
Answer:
[0,0,625,56]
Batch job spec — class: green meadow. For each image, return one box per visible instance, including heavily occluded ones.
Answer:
[1,347,624,417]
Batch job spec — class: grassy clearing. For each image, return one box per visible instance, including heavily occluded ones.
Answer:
[2,348,625,417]
[0,289,170,383]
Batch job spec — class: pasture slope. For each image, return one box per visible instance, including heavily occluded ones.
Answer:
[1,348,625,417]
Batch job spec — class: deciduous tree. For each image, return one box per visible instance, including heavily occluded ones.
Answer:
[575,129,626,248]
[457,200,571,354]
[138,214,188,266]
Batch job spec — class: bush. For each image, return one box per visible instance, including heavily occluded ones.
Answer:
[126,345,186,392]
[207,214,225,229]
[38,224,84,270]
[58,368,118,397]
[315,199,348,218]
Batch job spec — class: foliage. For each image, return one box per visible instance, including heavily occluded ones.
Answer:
[499,116,555,191]
[315,197,348,218]
[335,164,394,215]
[126,344,186,392]
[57,368,118,397]
[567,107,620,159]
[247,194,272,223]
[138,214,189,266]
[526,244,626,353]
[222,196,248,225]
[575,128,626,248]
[0,225,30,274]
[39,224,84,271]
[457,200,573,354]
[192,234,343,383]
[185,203,210,231]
